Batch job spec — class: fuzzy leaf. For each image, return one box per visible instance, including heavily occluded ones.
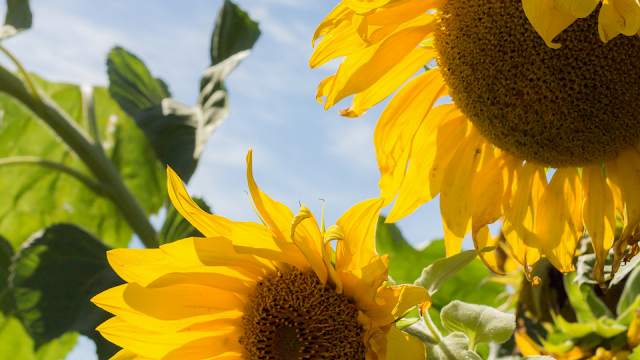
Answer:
[440,300,515,349]
[425,332,479,360]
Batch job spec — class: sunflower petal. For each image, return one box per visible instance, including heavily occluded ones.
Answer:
[381,325,426,360]
[605,147,640,276]
[536,168,584,273]
[97,317,240,360]
[522,0,578,48]
[110,349,152,360]
[375,70,448,205]
[340,47,436,118]
[167,166,232,237]
[582,165,616,287]
[324,15,436,109]
[161,237,275,278]
[229,222,312,273]
[92,283,244,333]
[472,226,503,274]
[502,163,546,268]
[440,130,495,257]
[310,19,366,69]
[362,285,430,326]
[339,256,390,309]
[316,75,335,103]
[246,150,295,243]
[343,0,396,13]
[336,198,384,271]
[366,0,444,26]
[387,106,468,221]
[289,204,328,284]
[313,3,353,46]
[471,152,519,232]
[555,0,600,18]
[598,0,640,42]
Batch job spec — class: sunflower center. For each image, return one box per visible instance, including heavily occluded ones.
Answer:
[239,270,367,360]
[434,0,640,167]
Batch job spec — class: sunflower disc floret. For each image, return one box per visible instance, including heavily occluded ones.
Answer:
[240,270,366,360]
[435,0,640,167]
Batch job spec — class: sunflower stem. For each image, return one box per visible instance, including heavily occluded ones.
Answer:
[0,63,159,248]
[423,308,442,343]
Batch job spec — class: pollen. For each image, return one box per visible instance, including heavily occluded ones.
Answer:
[239,270,367,360]
[434,0,640,167]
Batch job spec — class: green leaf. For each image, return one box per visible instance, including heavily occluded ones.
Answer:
[551,312,595,339]
[11,223,122,359]
[158,197,210,245]
[440,301,515,350]
[0,75,166,249]
[396,318,420,331]
[574,252,640,288]
[563,272,595,323]
[594,317,626,338]
[617,265,640,324]
[106,46,199,182]
[375,217,504,319]
[425,332,480,360]
[107,0,259,183]
[617,296,640,326]
[0,314,78,360]
[0,0,32,39]
[0,235,14,313]
[0,314,36,360]
[210,0,260,66]
[413,245,494,295]
[630,345,640,360]
[34,332,77,360]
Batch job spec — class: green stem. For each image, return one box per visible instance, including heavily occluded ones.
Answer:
[80,85,102,144]
[0,64,158,248]
[0,44,40,102]
[423,308,442,343]
[0,156,110,197]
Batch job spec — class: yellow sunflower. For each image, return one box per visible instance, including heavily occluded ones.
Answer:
[91,150,429,360]
[311,0,640,286]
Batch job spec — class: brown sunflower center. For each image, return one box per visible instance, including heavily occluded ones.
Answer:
[434,0,640,167]
[239,270,367,360]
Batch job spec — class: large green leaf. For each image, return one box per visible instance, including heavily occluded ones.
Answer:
[375,218,504,311]
[107,0,259,183]
[440,301,515,350]
[0,314,77,360]
[0,0,32,39]
[0,75,166,249]
[210,0,260,66]
[158,197,210,245]
[11,223,122,359]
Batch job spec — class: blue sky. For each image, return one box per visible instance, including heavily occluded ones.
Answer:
[0,0,470,358]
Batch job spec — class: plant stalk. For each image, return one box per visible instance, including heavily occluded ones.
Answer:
[0,64,159,248]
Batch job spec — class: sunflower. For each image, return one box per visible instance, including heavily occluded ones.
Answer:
[91,150,429,360]
[311,0,640,286]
